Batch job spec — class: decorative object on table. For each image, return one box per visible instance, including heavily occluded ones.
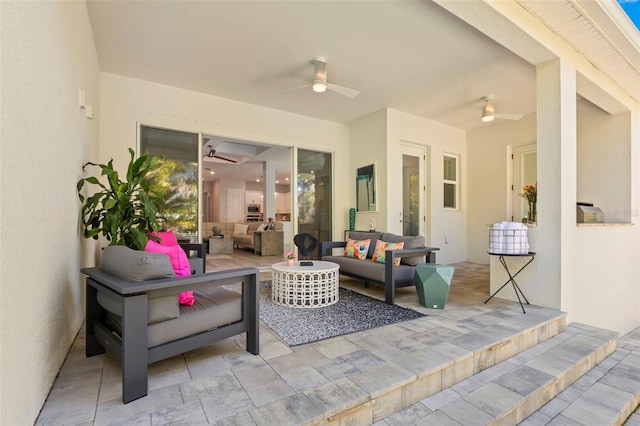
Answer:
[519,183,537,223]
[576,202,604,223]
[414,264,454,309]
[212,226,222,237]
[285,251,296,266]
[489,222,529,255]
[259,281,425,346]
[293,233,318,259]
[348,208,356,231]
[368,218,376,232]
[266,217,275,231]
[76,148,162,250]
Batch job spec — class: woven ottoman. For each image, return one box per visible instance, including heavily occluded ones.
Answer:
[414,264,454,309]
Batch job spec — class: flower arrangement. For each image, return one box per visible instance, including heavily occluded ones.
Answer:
[285,251,296,260]
[520,183,537,222]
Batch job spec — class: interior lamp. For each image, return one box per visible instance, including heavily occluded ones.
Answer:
[481,102,495,122]
[312,79,327,93]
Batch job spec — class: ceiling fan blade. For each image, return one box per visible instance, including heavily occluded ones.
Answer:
[214,155,238,163]
[283,83,312,94]
[326,83,359,99]
[494,113,524,121]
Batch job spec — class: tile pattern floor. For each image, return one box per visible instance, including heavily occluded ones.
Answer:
[35,261,638,425]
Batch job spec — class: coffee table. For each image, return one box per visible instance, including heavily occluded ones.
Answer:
[271,261,340,308]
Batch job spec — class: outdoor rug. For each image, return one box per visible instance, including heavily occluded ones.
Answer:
[259,281,426,346]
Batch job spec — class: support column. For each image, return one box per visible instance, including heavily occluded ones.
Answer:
[263,161,277,221]
[534,58,577,310]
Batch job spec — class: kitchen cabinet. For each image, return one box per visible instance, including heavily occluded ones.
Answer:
[275,192,291,213]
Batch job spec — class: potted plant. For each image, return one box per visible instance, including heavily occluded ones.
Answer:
[77,148,162,250]
[285,251,296,266]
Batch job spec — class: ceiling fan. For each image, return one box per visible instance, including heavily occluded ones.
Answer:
[285,57,360,99]
[480,95,523,122]
[204,145,237,163]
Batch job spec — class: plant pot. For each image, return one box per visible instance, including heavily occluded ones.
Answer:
[286,259,294,266]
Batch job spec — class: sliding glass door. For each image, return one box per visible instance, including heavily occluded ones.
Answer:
[140,125,200,242]
[297,149,332,258]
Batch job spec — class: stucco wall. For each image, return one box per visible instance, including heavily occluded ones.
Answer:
[0,2,100,424]
[98,73,351,239]
[387,109,468,264]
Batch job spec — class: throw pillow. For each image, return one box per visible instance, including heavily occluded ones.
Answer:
[343,238,371,260]
[233,223,249,235]
[371,240,405,266]
[145,239,195,306]
[151,230,179,247]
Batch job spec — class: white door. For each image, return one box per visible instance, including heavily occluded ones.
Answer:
[512,143,537,222]
[228,189,245,222]
[400,143,428,240]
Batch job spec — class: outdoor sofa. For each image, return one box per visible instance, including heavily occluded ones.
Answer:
[319,231,439,304]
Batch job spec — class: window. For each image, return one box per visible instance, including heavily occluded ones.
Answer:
[443,154,459,209]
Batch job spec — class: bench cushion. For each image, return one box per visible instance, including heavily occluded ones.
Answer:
[381,233,426,266]
[322,255,415,283]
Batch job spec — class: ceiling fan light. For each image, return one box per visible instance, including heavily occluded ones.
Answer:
[481,103,495,122]
[312,80,326,93]
[208,149,215,158]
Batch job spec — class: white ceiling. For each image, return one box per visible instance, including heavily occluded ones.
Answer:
[87,0,538,181]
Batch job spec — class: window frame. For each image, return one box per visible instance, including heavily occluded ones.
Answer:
[443,153,459,210]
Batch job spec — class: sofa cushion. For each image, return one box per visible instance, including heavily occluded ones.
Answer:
[347,231,382,258]
[100,245,175,282]
[381,233,426,266]
[234,223,249,235]
[343,238,371,260]
[323,255,415,283]
[97,291,179,325]
[371,240,404,266]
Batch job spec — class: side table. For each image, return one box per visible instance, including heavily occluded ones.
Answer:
[208,238,234,255]
[271,261,340,308]
[485,252,536,313]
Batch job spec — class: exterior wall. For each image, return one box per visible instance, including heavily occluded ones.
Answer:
[0,2,101,424]
[467,113,537,264]
[98,73,351,239]
[348,109,388,233]
[387,109,468,264]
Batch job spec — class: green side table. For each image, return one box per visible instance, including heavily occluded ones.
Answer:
[414,264,454,309]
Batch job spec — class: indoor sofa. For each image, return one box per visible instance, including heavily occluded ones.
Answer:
[204,221,284,253]
[319,231,439,304]
[81,244,259,403]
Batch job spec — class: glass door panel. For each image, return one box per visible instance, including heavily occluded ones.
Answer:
[400,143,426,238]
[297,149,332,258]
[140,125,200,242]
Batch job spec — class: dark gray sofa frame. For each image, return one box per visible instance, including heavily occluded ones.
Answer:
[319,241,439,304]
[81,254,259,404]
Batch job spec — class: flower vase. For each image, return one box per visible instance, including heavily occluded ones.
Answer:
[287,259,294,266]
[528,201,537,223]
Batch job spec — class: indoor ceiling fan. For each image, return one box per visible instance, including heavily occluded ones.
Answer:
[285,57,360,99]
[480,95,524,122]
[204,145,237,163]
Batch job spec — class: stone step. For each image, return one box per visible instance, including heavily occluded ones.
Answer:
[522,326,640,426]
[379,323,618,425]
[282,309,569,425]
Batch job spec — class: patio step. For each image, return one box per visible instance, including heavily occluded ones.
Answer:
[380,323,619,425]
[284,310,569,425]
[522,326,640,426]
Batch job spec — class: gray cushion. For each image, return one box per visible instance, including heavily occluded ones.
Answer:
[347,231,382,259]
[381,233,426,266]
[97,291,180,325]
[323,255,415,283]
[100,245,175,282]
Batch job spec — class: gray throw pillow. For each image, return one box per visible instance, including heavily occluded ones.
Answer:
[101,245,176,282]
[380,233,426,266]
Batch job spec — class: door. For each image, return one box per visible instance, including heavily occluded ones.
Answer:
[297,149,332,258]
[512,143,537,222]
[140,125,200,242]
[228,189,244,222]
[400,143,427,239]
